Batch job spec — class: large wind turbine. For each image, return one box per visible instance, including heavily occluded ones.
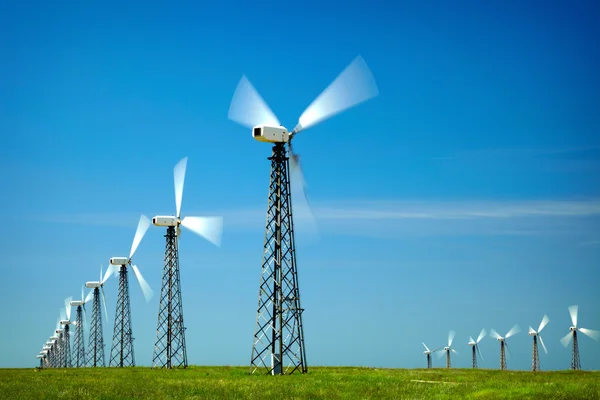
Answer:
[560,305,599,370]
[490,325,520,370]
[85,265,115,367]
[528,314,549,372]
[422,342,442,369]
[468,328,486,369]
[438,330,458,368]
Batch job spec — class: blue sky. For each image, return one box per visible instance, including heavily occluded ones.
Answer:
[1,0,599,370]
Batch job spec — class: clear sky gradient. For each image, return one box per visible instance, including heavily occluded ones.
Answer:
[1,0,599,370]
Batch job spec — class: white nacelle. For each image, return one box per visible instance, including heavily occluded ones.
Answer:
[70,300,84,307]
[570,326,577,331]
[60,320,70,325]
[86,281,101,288]
[110,257,128,266]
[423,351,430,355]
[36,355,44,358]
[497,337,504,341]
[253,125,289,143]
[51,335,59,340]
[528,331,536,336]
[55,329,63,334]
[43,346,51,350]
[153,216,178,227]
[45,342,53,346]
[444,346,450,351]
[468,342,476,346]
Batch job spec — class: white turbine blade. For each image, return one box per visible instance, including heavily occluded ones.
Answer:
[60,308,66,322]
[436,350,445,359]
[579,328,600,341]
[81,284,84,302]
[174,157,187,219]
[422,342,430,352]
[476,345,484,362]
[568,305,578,327]
[131,265,154,303]
[505,342,512,359]
[505,324,520,339]
[560,331,573,347]
[102,264,116,283]
[85,289,94,304]
[469,336,475,344]
[477,328,487,343]
[180,216,223,247]
[129,214,151,259]
[451,348,459,355]
[538,314,550,333]
[292,55,379,134]
[490,329,501,340]
[228,75,280,129]
[100,287,108,322]
[528,326,536,335]
[448,330,455,347]
[289,153,319,239]
[64,296,72,320]
[539,335,548,355]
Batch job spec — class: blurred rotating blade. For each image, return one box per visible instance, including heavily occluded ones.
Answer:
[560,331,573,347]
[64,296,72,320]
[129,214,151,260]
[60,308,66,322]
[477,328,487,343]
[505,342,512,359]
[528,326,536,335]
[505,324,520,339]
[538,314,550,333]
[476,345,484,362]
[451,348,459,355]
[469,336,475,344]
[81,284,84,303]
[180,216,223,247]
[436,350,445,359]
[131,264,154,303]
[85,288,94,304]
[228,75,280,129]
[579,328,600,341]
[174,157,188,219]
[102,264,116,284]
[100,287,108,322]
[422,342,430,352]
[289,148,319,238]
[490,329,501,340]
[539,335,548,354]
[292,55,379,134]
[448,330,456,347]
[568,305,578,327]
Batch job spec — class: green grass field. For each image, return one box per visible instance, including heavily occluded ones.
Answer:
[1,366,598,399]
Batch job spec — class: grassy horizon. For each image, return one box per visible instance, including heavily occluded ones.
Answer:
[1,366,599,399]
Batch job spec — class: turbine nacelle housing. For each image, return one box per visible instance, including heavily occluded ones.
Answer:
[70,300,84,307]
[36,355,44,358]
[497,337,505,342]
[570,326,577,331]
[468,341,476,346]
[110,257,129,266]
[529,331,537,336]
[153,216,178,227]
[444,346,450,351]
[252,125,289,143]
[54,329,63,334]
[59,320,70,325]
[86,281,101,288]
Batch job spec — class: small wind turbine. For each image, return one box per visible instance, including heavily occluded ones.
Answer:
[59,296,75,368]
[468,328,486,369]
[438,330,458,368]
[69,285,89,367]
[422,342,442,368]
[490,324,520,370]
[528,314,549,372]
[85,264,115,367]
[560,305,599,370]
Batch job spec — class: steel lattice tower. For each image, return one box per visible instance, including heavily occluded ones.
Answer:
[86,288,105,367]
[73,306,85,367]
[426,354,432,369]
[571,331,581,370]
[471,346,477,369]
[531,335,540,371]
[110,266,135,367]
[250,143,307,375]
[500,341,507,370]
[152,226,187,369]
[63,325,72,368]
[56,332,64,368]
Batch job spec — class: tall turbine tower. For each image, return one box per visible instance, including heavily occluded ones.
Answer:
[440,330,458,368]
[228,55,379,375]
[59,297,75,368]
[468,329,486,369]
[85,265,114,367]
[422,342,442,368]
[53,315,65,368]
[528,314,549,372]
[560,305,599,370]
[490,325,520,370]
[109,215,154,368]
[151,157,223,369]
[70,285,89,367]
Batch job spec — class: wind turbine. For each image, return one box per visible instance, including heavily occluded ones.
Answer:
[109,214,153,367]
[151,157,223,369]
[422,342,442,368]
[228,55,379,375]
[560,305,599,370]
[490,325,520,370]
[85,264,115,367]
[528,314,549,372]
[468,328,486,369]
[59,296,75,368]
[438,330,458,368]
[70,285,89,367]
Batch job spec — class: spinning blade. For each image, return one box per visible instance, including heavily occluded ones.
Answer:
[476,345,484,362]
[538,314,550,333]
[64,296,72,320]
[174,157,187,219]
[505,324,520,339]
[528,326,536,335]
[292,55,379,134]
[448,330,456,347]
[228,75,280,129]
[100,287,109,322]
[422,342,430,352]
[180,216,224,247]
[130,214,151,260]
[131,264,154,303]
[579,328,600,341]
[477,328,486,343]
[569,305,578,327]
[539,335,548,354]
[560,331,573,347]
[489,329,501,340]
